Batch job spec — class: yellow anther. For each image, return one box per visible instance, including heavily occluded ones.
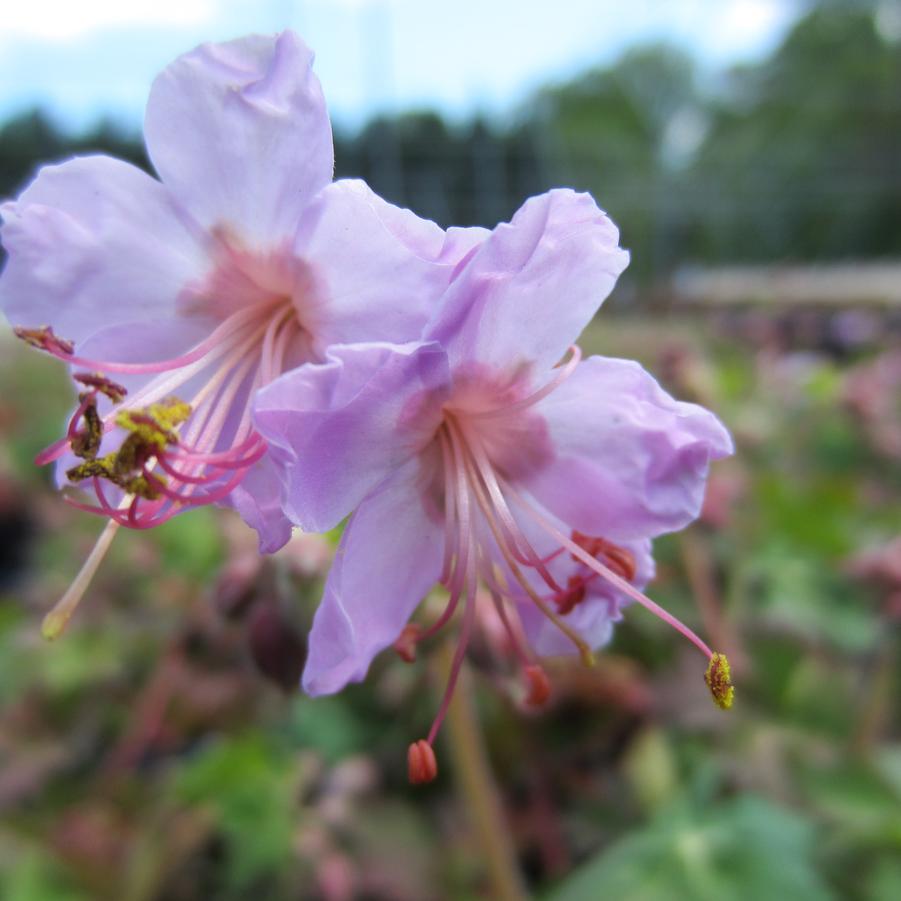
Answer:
[705,652,734,710]
[66,453,117,483]
[67,398,188,499]
[116,398,191,449]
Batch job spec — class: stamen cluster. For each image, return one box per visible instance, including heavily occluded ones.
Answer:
[22,300,290,529]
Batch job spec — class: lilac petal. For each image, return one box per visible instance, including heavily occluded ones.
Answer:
[518,595,616,657]
[427,189,629,375]
[308,179,488,266]
[440,225,492,268]
[65,315,215,387]
[347,184,489,269]
[225,454,294,554]
[295,180,476,352]
[144,31,333,247]
[518,537,655,657]
[525,356,733,541]
[302,459,443,696]
[253,341,450,533]
[0,155,206,343]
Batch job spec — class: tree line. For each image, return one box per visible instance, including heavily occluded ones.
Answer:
[1,1,898,281]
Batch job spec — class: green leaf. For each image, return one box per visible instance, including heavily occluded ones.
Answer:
[0,848,88,901]
[283,694,368,762]
[546,796,834,901]
[173,735,299,890]
[150,506,224,581]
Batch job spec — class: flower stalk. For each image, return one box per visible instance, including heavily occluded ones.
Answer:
[433,640,527,901]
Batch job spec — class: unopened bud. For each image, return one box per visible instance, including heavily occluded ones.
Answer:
[247,602,306,692]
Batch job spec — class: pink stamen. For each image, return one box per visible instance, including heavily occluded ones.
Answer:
[160,436,266,479]
[486,586,534,669]
[127,496,140,527]
[72,480,174,529]
[426,530,478,746]
[33,302,274,375]
[419,428,473,642]
[457,416,562,592]
[66,394,94,440]
[36,436,71,466]
[438,427,459,585]
[454,423,595,663]
[141,460,256,507]
[168,432,263,463]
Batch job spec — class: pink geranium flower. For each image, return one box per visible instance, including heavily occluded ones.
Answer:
[254,189,735,782]
[0,31,482,636]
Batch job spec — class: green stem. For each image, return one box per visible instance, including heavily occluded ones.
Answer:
[434,641,527,901]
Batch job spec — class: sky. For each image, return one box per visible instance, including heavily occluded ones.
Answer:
[0,0,801,133]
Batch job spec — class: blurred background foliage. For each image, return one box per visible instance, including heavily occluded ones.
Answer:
[0,1,900,899]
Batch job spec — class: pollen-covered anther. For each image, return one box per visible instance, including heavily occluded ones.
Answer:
[407,739,438,785]
[74,371,128,403]
[523,664,551,707]
[13,324,74,356]
[66,398,190,501]
[116,398,192,449]
[66,453,117,483]
[705,652,735,710]
[70,397,103,460]
[393,623,422,663]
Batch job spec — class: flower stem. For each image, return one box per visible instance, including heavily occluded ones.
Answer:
[434,641,527,901]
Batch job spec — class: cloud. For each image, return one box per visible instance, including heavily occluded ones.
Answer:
[714,0,791,53]
[0,0,215,42]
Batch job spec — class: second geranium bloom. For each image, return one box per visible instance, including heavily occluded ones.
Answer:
[254,189,734,780]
